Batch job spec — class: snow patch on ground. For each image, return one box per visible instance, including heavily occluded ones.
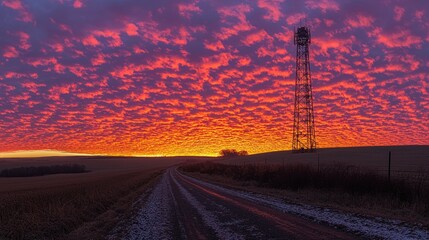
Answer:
[119,173,174,240]
[170,170,245,240]
[180,171,429,240]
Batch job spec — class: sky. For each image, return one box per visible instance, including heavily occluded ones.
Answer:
[0,0,428,156]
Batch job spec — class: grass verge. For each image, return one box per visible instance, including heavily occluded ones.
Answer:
[180,161,429,227]
[0,169,163,240]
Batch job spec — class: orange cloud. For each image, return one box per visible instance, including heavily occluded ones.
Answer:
[204,40,225,51]
[0,0,427,156]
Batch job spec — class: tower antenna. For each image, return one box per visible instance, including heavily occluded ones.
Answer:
[292,25,316,152]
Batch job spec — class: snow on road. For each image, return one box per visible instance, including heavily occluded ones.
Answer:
[120,173,175,240]
[179,171,429,240]
[111,167,429,240]
[170,170,245,240]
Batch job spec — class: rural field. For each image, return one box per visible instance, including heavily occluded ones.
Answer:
[2,146,428,239]
[217,146,429,174]
[0,156,208,239]
[0,156,209,192]
[203,146,429,225]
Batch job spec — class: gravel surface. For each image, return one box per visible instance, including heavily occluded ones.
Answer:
[111,167,429,240]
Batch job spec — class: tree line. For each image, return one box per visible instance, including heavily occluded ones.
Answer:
[0,164,87,177]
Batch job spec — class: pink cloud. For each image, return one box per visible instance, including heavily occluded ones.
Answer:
[73,0,83,8]
[216,4,254,40]
[371,28,422,48]
[110,64,141,78]
[257,0,284,22]
[256,46,286,58]
[16,32,31,50]
[93,30,122,47]
[125,23,138,36]
[49,43,64,52]
[171,27,191,46]
[21,81,44,93]
[48,84,76,101]
[3,46,19,58]
[237,57,251,67]
[91,54,106,66]
[242,29,272,46]
[313,36,354,55]
[2,0,23,10]
[394,6,405,22]
[204,40,225,51]
[346,14,374,28]
[275,29,294,43]
[76,90,104,99]
[286,13,306,25]
[5,71,36,79]
[178,2,201,19]
[305,0,339,12]
[137,20,191,46]
[201,53,233,70]
[415,10,424,21]
[132,46,146,54]
[324,19,334,27]
[26,57,58,67]
[82,35,100,47]
[2,0,32,22]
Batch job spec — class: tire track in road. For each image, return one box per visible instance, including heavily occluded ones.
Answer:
[176,168,429,240]
[172,168,355,240]
[114,167,428,239]
[169,168,245,240]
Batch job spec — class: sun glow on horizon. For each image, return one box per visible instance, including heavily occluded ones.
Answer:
[0,150,96,158]
[0,149,221,158]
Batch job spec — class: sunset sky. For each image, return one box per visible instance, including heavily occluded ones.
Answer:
[0,0,428,156]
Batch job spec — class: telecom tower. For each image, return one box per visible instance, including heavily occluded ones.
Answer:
[292,26,316,152]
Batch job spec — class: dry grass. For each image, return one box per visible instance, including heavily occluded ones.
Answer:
[0,156,187,240]
[0,170,162,240]
[218,145,429,173]
[0,164,87,177]
[181,161,429,224]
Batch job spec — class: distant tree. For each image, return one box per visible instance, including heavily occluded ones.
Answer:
[220,149,237,157]
[219,149,248,157]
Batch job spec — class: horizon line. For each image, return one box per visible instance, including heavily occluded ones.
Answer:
[0,145,428,159]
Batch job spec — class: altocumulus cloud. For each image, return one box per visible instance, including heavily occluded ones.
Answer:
[0,0,428,155]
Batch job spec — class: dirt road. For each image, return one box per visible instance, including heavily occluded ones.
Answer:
[114,167,428,240]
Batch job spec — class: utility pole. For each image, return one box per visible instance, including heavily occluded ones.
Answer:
[388,151,391,182]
